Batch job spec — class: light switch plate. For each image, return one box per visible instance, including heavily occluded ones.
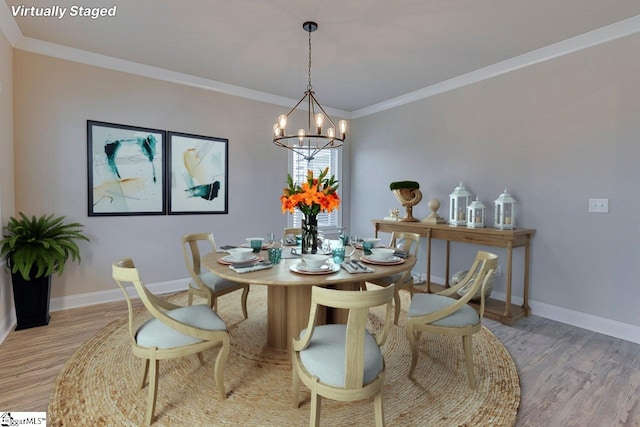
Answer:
[589,198,609,213]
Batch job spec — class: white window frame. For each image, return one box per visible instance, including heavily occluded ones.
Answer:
[287,149,343,233]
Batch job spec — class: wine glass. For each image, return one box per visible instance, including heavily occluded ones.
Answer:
[266,232,276,247]
[347,234,359,259]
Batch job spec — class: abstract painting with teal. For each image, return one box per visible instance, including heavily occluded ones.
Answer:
[104,135,158,182]
[182,147,222,201]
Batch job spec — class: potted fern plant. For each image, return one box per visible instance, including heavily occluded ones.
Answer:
[0,213,90,330]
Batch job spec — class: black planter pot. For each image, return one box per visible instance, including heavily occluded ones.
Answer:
[11,272,51,330]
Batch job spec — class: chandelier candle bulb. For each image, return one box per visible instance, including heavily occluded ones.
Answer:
[327,127,335,138]
[315,113,324,133]
[278,115,287,130]
[339,120,347,139]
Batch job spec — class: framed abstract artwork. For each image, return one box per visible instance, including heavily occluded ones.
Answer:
[167,131,229,215]
[87,120,166,216]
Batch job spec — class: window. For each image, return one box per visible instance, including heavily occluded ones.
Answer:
[289,149,342,230]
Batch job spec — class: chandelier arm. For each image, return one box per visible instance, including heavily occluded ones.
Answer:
[283,91,310,118]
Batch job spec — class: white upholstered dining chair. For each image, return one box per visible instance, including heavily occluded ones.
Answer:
[112,258,230,426]
[182,232,250,319]
[365,231,420,324]
[406,250,498,388]
[292,285,395,427]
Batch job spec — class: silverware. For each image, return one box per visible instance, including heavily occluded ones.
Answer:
[355,260,368,270]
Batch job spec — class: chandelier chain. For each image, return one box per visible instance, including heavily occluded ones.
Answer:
[307,29,313,91]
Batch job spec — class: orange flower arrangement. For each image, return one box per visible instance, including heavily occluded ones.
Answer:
[281,167,340,216]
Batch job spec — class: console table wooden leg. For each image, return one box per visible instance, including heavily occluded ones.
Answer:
[445,240,450,287]
[426,231,432,293]
[523,239,532,316]
[504,243,513,319]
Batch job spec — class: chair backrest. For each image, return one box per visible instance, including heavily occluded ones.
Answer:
[301,285,395,390]
[389,231,420,257]
[182,232,217,279]
[112,257,170,323]
[283,227,302,240]
[447,251,498,316]
[112,258,139,345]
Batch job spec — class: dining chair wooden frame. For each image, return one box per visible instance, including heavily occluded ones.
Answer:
[365,231,421,325]
[283,227,302,240]
[292,285,395,427]
[112,258,230,426]
[182,232,249,319]
[406,250,498,389]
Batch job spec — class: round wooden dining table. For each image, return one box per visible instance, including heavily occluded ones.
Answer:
[202,251,416,352]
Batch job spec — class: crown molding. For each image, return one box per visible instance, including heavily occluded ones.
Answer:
[351,14,640,119]
[0,0,22,45]
[1,6,638,120]
[14,36,354,118]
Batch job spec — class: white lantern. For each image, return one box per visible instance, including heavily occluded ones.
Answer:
[494,188,518,230]
[466,197,487,229]
[448,182,473,227]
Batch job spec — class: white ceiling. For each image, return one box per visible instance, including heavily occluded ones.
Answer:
[4,0,640,115]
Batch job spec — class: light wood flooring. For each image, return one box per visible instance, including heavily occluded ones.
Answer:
[0,292,638,426]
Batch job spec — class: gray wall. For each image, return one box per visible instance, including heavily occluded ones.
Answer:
[350,33,640,328]
[11,50,350,299]
[2,30,639,341]
[0,29,14,334]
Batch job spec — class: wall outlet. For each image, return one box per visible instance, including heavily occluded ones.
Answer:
[495,265,503,277]
[589,198,609,213]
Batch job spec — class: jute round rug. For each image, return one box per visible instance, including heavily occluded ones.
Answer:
[49,286,520,426]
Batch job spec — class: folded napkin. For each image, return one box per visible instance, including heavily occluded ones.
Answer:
[341,261,375,273]
[230,261,273,274]
[393,250,408,259]
[282,247,302,259]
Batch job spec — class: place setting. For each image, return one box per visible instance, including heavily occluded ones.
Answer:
[217,247,274,273]
[290,254,341,275]
[360,247,406,266]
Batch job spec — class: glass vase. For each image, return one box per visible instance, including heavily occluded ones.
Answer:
[301,213,318,254]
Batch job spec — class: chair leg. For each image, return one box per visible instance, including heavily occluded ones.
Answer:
[187,288,194,306]
[406,325,419,378]
[309,380,321,427]
[144,357,159,426]
[139,359,150,389]
[292,356,300,408]
[373,389,385,427]
[462,334,477,389]
[214,337,230,399]
[393,289,401,325]
[240,285,249,319]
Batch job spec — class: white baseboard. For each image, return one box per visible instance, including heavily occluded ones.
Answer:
[2,277,638,346]
[49,278,189,311]
[491,291,640,345]
[427,273,640,345]
[0,278,187,345]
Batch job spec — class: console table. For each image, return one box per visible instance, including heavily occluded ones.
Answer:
[372,219,535,325]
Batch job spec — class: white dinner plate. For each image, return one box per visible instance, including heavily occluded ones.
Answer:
[219,255,260,265]
[360,255,404,265]
[290,262,341,275]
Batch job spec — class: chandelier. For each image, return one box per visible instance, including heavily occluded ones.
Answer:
[273,21,347,161]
